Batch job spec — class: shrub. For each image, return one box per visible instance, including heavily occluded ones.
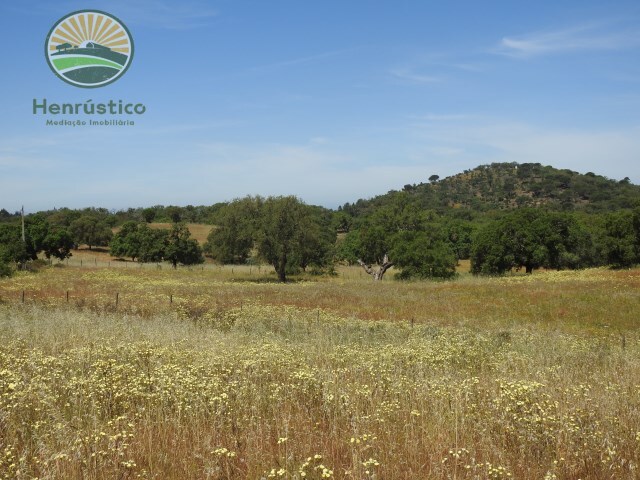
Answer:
[0,261,12,278]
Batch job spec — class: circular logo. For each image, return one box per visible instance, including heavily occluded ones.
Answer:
[45,10,134,88]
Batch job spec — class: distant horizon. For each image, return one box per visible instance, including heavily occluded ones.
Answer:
[6,160,638,215]
[2,0,639,213]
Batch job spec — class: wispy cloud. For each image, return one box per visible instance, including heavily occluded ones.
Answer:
[389,68,443,84]
[389,52,485,85]
[410,113,478,122]
[495,22,640,58]
[249,48,356,73]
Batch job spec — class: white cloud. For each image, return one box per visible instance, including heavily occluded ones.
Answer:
[496,22,640,58]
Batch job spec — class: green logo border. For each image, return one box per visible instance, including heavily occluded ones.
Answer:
[44,9,135,89]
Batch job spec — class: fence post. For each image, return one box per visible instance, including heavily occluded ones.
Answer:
[170,294,173,304]
[21,290,25,303]
[66,290,69,303]
[115,292,119,308]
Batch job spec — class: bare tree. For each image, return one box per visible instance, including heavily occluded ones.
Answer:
[357,254,394,281]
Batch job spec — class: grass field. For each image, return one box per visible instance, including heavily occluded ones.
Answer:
[1,265,639,479]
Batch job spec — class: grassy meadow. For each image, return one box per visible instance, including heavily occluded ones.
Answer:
[1,263,639,479]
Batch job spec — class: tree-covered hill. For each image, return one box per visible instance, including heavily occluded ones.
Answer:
[2,162,640,279]
[340,162,640,219]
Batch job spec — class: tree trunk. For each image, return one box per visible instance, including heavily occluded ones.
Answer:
[358,254,394,281]
[277,253,287,282]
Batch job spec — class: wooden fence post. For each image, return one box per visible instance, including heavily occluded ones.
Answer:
[115,292,119,308]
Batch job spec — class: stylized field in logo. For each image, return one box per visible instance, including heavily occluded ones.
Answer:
[45,10,134,88]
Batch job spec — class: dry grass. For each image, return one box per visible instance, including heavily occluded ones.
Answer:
[0,266,639,479]
[145,223,214,244]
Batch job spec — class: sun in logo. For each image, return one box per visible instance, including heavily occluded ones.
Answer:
[45,10,134,88]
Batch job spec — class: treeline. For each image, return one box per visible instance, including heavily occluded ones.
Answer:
[0,204,225,227]
[0,211,205,276]
[2,162,640,280]
[335,192,640,279]
[2,199,640,281]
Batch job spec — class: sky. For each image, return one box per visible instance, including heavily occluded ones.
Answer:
[1,0,639,212]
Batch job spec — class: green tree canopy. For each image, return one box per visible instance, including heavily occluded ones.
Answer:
[110,222,172,263]
[471,209,594,275]
[0,216,73,265]
[70,215,113,250]
[204,197,261,264]
[342,192,457,280]
[256,196,335,282]
[601,210,638,268]
[42,228,74,261]
[164,223,204,269]
[206,196,335,282]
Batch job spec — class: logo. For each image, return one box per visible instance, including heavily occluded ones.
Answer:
[45,10,134,88]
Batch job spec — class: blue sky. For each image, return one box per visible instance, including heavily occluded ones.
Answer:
[1,0,639,212]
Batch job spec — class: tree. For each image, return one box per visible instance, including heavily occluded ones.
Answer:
[429,174,440,183]
[164,223,204,269]
[471,209,594,275]
[0,224,28,265]
[138,226,168,263]
[56,42,72,52]
[24,215,50,260]
[391,230,457,280]
[204,197,261,264]
[444,218,475,260]
[207,196,335,282]
[141,208,156,223]
[257,196,316,282]
[633,207,640,260]
[0,259,11,278]
[346,192,456,281]
[110,222,169,263]
[42,228,74,260]
[351,219,394,280]
[601,211,637,268]
[165,206,182,223]
[70,215,113,250]
[0,217,73,265]
[110,221,144,261]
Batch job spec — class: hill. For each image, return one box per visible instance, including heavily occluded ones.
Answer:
[341,162,640,218]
